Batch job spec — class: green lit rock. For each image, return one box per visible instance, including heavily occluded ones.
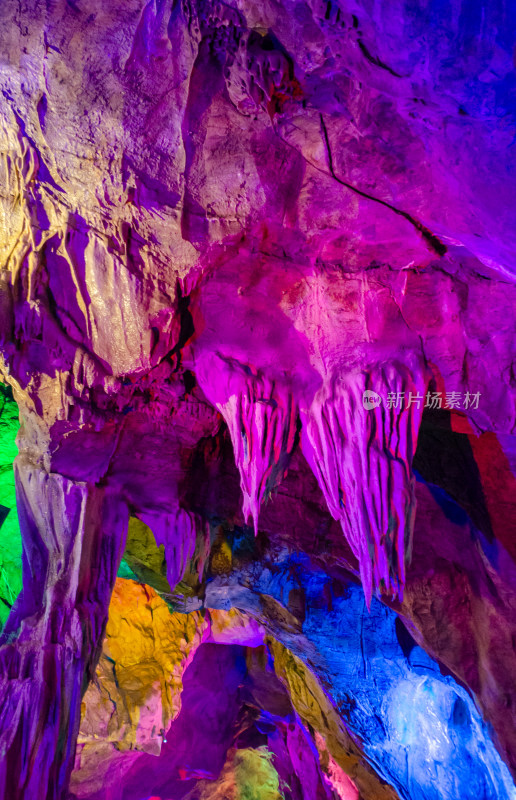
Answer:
[0,385,21,628]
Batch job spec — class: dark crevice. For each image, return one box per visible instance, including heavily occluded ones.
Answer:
[357,39,403,78]
[183,369,196,394]
[170,282,195,372]
[0,505,10,531]
[413,406,493,540]
[319,114,447,256]
[395,616,417,659]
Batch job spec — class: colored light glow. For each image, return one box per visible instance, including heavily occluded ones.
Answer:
[0,385,21,628]
[233,747,285,800]
[382,675,516,800]
[207,551,516,800]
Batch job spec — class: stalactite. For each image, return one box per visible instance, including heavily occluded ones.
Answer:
[223,376,297,531]
[196,355,298,532]
[137,507,204,591]
[301,363,426,604]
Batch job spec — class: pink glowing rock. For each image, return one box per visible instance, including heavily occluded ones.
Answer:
[196,352,297,531]
[301,363,426,603]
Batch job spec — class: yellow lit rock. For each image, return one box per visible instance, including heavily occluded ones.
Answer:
[79,580,266,755]
[80,579,210,754]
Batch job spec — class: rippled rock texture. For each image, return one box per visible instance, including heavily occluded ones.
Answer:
[0,0,515,798]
